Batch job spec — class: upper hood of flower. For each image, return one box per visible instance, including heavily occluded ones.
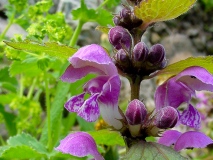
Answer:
[155,66,213,110]
[61,44,118,83]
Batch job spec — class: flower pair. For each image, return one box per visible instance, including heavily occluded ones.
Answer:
[155,66,213,151]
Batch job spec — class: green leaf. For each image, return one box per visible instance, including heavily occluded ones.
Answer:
[123,141,187,160]
[95,9,113,26]
[40,80,71,148]
[0,145,46,159]
[0,133,48,159]
[89,129,125,146]
[72,0,97,22]
[77,116,95,131]
[157,56,213,77]
[0,104,17,136]
[7,133,47,153]
[0,67,17,92]
[134,0,196,27]
[4,40,77,60]
[9,61,42,76]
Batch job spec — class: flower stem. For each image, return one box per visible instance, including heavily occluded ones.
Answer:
[44,72,51,151]
[69,20,84,47]
[0,11,15,40]
[96,0,110,10]
[130,76,142,100]
[27,78,37,99]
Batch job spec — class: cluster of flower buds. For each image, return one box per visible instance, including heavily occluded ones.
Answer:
[109,26,167,78]
[123,100,178,138]
[113,6,142,31]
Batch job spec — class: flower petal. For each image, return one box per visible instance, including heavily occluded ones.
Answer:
[158,130,182,147]
[155,77,194,110]
[61,64,104,83]
[99,75,123,129]
[77,94,100,122]
[55,132,104,160]
[84,76,109,94]
[176,66,213,92]
[70,44,118,76]
[64,93,85,112]
[179,104,201,129]
[174,131,213,151]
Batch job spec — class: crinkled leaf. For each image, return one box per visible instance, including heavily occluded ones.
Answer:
[134,0,196,26]
[157,56,213,77]
[4,40,77,60]
[89,129,125,146]
[123,141,187,160]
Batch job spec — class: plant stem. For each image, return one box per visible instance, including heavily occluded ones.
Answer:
[130,76,142,101]
[69,20,85,47]
[0,11,15,40]
[19,74,24,97]
[44,72,51,151]
[96,0,110,10]
[27,78,37,99]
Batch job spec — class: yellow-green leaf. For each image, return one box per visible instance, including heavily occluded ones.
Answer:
[134,0,196,27]
[4,40,77,60]
[96,26,110,34]
[157,56,213,77]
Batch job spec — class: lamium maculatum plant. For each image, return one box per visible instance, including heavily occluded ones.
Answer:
[3,0,213,159]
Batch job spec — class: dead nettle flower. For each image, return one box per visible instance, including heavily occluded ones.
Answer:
[158,130,213,152]
[55,132,104,160]
[61,44,123,130]
[155,66,213,150]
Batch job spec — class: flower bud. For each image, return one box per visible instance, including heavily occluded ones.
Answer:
[108,26,132,50]
[148,44,166,64]
[133,42,149,62]
[113,16,121,26]
[155,106,178,129]
[125,99,147,125]
[120,8,131,20]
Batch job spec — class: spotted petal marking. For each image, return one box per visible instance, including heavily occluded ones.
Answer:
[64,93,85,112]
[78,94,100,122]
[180,104,201,129]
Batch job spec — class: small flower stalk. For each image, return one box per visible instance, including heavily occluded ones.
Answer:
[56,0,213,159]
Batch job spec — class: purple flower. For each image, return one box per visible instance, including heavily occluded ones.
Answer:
[155,66,213,128]
[158,130,213,151]
[55,132,104,160]
[61,44,123,129]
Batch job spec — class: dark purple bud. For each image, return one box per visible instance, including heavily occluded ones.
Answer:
[116,49,129,63]
[125,99,147,125]
[113,16,121,26]
[155,106,178,129]
[133,42,149,62]
[148,44,166,64]
[120,8,131,19]
[109,26,132,50]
